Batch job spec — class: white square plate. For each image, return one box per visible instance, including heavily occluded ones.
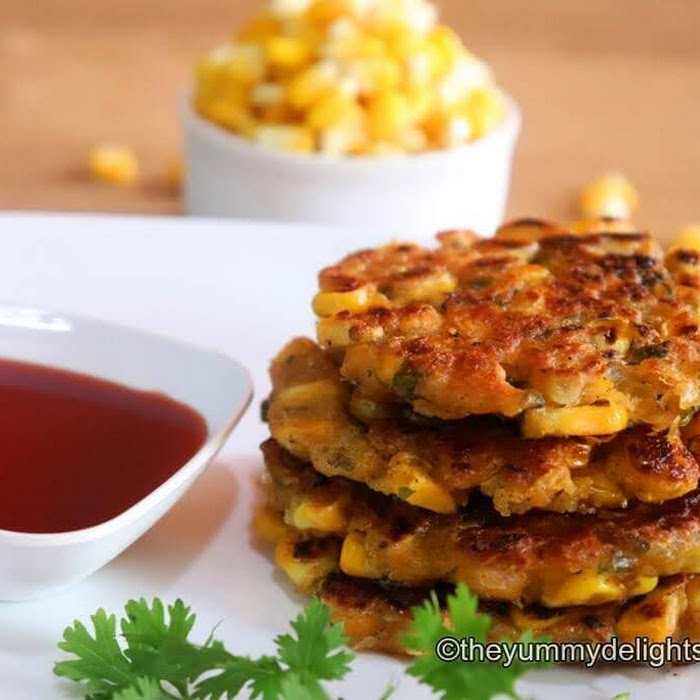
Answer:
[0,213,695,699]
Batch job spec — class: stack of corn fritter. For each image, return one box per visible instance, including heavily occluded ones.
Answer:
[256,219,700,654]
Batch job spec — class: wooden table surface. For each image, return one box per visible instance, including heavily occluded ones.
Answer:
[2,0,699,241]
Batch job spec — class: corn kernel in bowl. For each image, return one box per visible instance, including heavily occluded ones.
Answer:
[193,0,507,156]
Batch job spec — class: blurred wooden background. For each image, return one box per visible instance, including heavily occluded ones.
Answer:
[2,0,699,238]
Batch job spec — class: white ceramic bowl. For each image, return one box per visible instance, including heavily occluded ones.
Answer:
[183,95,521,237]
[0,304,252,601]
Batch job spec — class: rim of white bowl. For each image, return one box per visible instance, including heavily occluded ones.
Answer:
[0,304,253,547]
[181,90,522,170]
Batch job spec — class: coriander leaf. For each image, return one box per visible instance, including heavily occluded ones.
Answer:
[112,677,171,700]
[54,608,136,697]
[402,583,549,700]
[397,487,415,501]
[393,362,420,399]
[246,657,287,700]
[197,597,351,700]
[612,694,630,700]
[195,656,282,700]
[121,599,195,648]
[446,583,491,642]
[278,673,328,700]
[275,597,354,683]
[121,599,229,687]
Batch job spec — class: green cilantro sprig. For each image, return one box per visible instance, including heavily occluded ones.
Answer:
[55,597,352,700]
[55,586,548,700]
[402,583,551,700]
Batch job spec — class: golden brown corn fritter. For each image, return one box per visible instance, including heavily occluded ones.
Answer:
[313,221,700,433]
[260,438,700,608]
[320,573,700,656]
[254,472,700,656]
[267,337,700,515]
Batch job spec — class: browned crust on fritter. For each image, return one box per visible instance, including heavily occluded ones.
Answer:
[262,439,700,603]
[267,338,700,515]
[316,225,700,427]
[319,573,700,656]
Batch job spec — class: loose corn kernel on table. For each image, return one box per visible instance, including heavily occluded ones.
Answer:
[2,0,700,244]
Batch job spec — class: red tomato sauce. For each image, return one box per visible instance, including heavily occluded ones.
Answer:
[0,359,207,533]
